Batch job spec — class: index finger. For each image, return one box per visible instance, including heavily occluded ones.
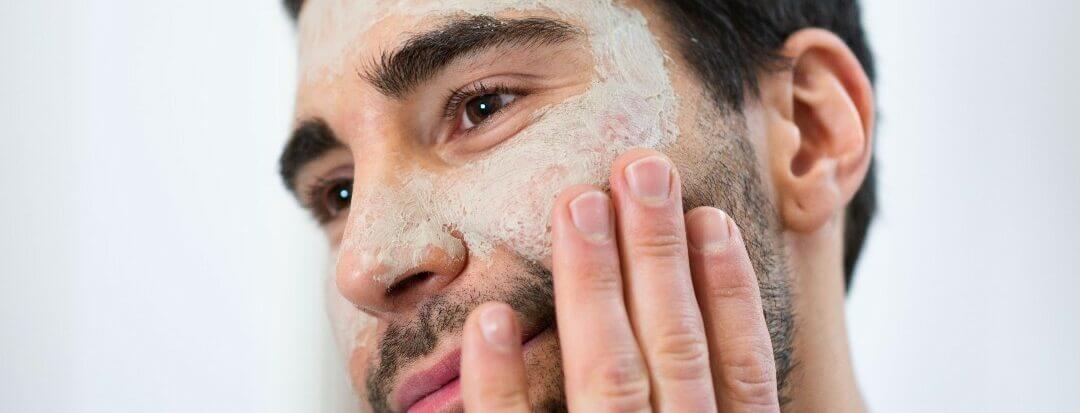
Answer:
[461,303,532,413]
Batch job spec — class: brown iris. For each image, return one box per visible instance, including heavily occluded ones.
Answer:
[464,94,510,126]
[323,179,352,217]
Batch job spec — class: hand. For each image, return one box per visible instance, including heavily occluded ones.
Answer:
[460,149,780,412]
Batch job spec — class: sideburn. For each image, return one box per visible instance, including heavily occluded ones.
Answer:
[674,118,797,405]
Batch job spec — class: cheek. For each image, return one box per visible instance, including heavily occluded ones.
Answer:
[599,94,675,148]
[335,308,378,396]
[326,270,378,362]
[346,331,377,395]
[441,93,667,264]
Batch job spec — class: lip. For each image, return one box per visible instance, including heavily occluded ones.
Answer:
[398,320,553,413]
[400,349,462,413]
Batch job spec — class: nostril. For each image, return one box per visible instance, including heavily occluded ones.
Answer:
[385,271,435,297]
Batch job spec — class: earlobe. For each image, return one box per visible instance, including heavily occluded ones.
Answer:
[764,28,875,233]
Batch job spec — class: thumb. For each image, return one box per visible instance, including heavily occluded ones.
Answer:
[461,302,532,412]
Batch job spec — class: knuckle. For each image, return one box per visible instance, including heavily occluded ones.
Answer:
[653,326,711,382]
[702,259,758,298]
[708,281,757,302]
[485,388,529,410]
[719,340,778,405]
[577,260,622,295]
[630,231,686,259]
[589,352,652,411]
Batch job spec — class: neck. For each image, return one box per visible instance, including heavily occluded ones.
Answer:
[782,217,865,412]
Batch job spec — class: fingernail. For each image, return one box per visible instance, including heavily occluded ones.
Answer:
[687,208,732,254]
[569,191,612,242]
[479,305,516,352]
[624,156,672,204]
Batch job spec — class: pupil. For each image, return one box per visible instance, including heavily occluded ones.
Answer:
[328,182,351,213]
[466,94,504,125]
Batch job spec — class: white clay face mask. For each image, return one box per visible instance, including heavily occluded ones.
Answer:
[298,0,680,356]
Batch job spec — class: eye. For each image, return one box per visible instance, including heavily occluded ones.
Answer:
[459,93,518,130]
[311,178,353,223]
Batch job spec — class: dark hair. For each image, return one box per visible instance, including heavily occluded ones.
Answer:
[281,0,876,290]
[650,1,876,291]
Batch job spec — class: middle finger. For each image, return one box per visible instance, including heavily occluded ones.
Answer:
[610,148,717,412]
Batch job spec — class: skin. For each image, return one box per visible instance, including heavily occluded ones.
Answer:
[287,1,875,411]
[463,156,780,411]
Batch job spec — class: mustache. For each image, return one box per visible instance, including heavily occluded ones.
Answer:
[365,260,554,413]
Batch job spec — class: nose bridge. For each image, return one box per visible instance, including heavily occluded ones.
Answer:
[335,165,467,314]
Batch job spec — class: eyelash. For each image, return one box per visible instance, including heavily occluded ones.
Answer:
[302,81,526,224]
[442,81,527,130]
[303,176,351,224]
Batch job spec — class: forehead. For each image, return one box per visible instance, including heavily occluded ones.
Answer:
[295,0,646,82]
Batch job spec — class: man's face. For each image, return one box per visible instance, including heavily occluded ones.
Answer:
[284,1,789,411]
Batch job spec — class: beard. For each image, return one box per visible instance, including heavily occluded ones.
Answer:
[362,124,795,412]
[364,260,563,413]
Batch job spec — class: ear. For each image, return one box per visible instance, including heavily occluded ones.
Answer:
[761,28,875,233]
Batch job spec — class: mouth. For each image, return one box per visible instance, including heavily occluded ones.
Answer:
[397,318,553,413]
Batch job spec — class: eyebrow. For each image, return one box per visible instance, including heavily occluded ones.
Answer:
[279,118,342,193]
[362,15,582,98]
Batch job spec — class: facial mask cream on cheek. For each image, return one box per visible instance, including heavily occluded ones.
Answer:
[304,0,678,358]
[329,1,678,289]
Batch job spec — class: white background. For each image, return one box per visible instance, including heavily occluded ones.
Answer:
[2,1,1078,412]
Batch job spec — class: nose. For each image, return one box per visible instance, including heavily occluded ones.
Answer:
[335,234,467,315]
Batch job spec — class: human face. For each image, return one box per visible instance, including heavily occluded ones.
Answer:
[281,1,791,412]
